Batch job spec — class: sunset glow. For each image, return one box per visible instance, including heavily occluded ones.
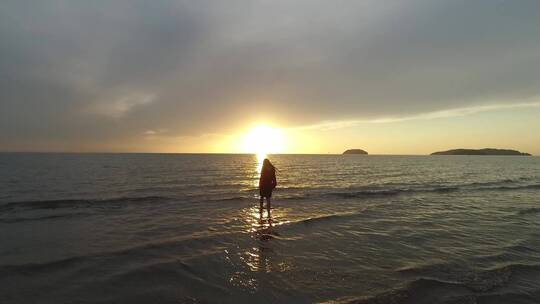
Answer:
[241,125,285,158]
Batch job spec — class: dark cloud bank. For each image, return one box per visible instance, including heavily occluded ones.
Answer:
[1,0,540,150]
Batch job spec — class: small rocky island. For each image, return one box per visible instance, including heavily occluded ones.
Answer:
[343,149,368,155]
[431,148,531,156]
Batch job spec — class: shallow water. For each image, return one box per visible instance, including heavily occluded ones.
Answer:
[1,153,540,303]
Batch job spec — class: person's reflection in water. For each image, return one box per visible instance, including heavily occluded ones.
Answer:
[257,199,279,240]
[256,238,273,272]
[255,202,279,272]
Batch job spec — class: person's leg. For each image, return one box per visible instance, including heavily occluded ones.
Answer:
[266,197,271,218]
[267,197,274,228]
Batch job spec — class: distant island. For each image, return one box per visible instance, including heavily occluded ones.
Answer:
[343,149,368,155]
[431,148,531,156]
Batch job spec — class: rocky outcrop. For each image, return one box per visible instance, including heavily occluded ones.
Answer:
[343,149,368,155]
[431,148,531,156]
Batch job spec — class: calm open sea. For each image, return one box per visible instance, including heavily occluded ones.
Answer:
[1,153,540,303]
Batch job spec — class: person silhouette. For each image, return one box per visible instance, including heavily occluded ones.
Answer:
[259,158,277,219]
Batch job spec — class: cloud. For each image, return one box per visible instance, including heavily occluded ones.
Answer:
[143,129,168,136]
[293,101,540,131]
[1,0,540,149]
[90,93,156,118]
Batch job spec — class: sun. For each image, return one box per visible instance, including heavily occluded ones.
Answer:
[241,125,285,159]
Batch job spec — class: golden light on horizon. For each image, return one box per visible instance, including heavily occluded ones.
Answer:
[241,125,285,159]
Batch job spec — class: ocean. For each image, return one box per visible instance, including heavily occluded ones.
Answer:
[1,153,539,303]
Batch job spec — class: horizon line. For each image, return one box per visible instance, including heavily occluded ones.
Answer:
[0,151,536,156]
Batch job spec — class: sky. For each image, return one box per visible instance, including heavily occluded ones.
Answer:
[1,0,539,155]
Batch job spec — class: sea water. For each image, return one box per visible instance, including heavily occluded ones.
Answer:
[1,153,539,303]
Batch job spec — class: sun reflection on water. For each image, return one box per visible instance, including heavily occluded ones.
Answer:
[243,246,273,273]
[256,152,266,173]
[252,153,266,187]
[241,205,291,234]
[231,152,294,280]
[227,181,295,290]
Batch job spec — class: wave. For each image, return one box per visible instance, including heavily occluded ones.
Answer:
[0,195,172,213]
[315,182,540,200]
[518,207,540,216]
[0,252,233,303]
[0,257,80,277]
[0,193,258,214]
[0,229,240,278]
[0,212,89,223]
[2,179,537,215]
[338,263,540,304]
[324,186,459,199]
[213,196,251,202]
[475,184,540,191]
[292,212,360,226]
[398,262,540,291]
[340,278,470,304]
